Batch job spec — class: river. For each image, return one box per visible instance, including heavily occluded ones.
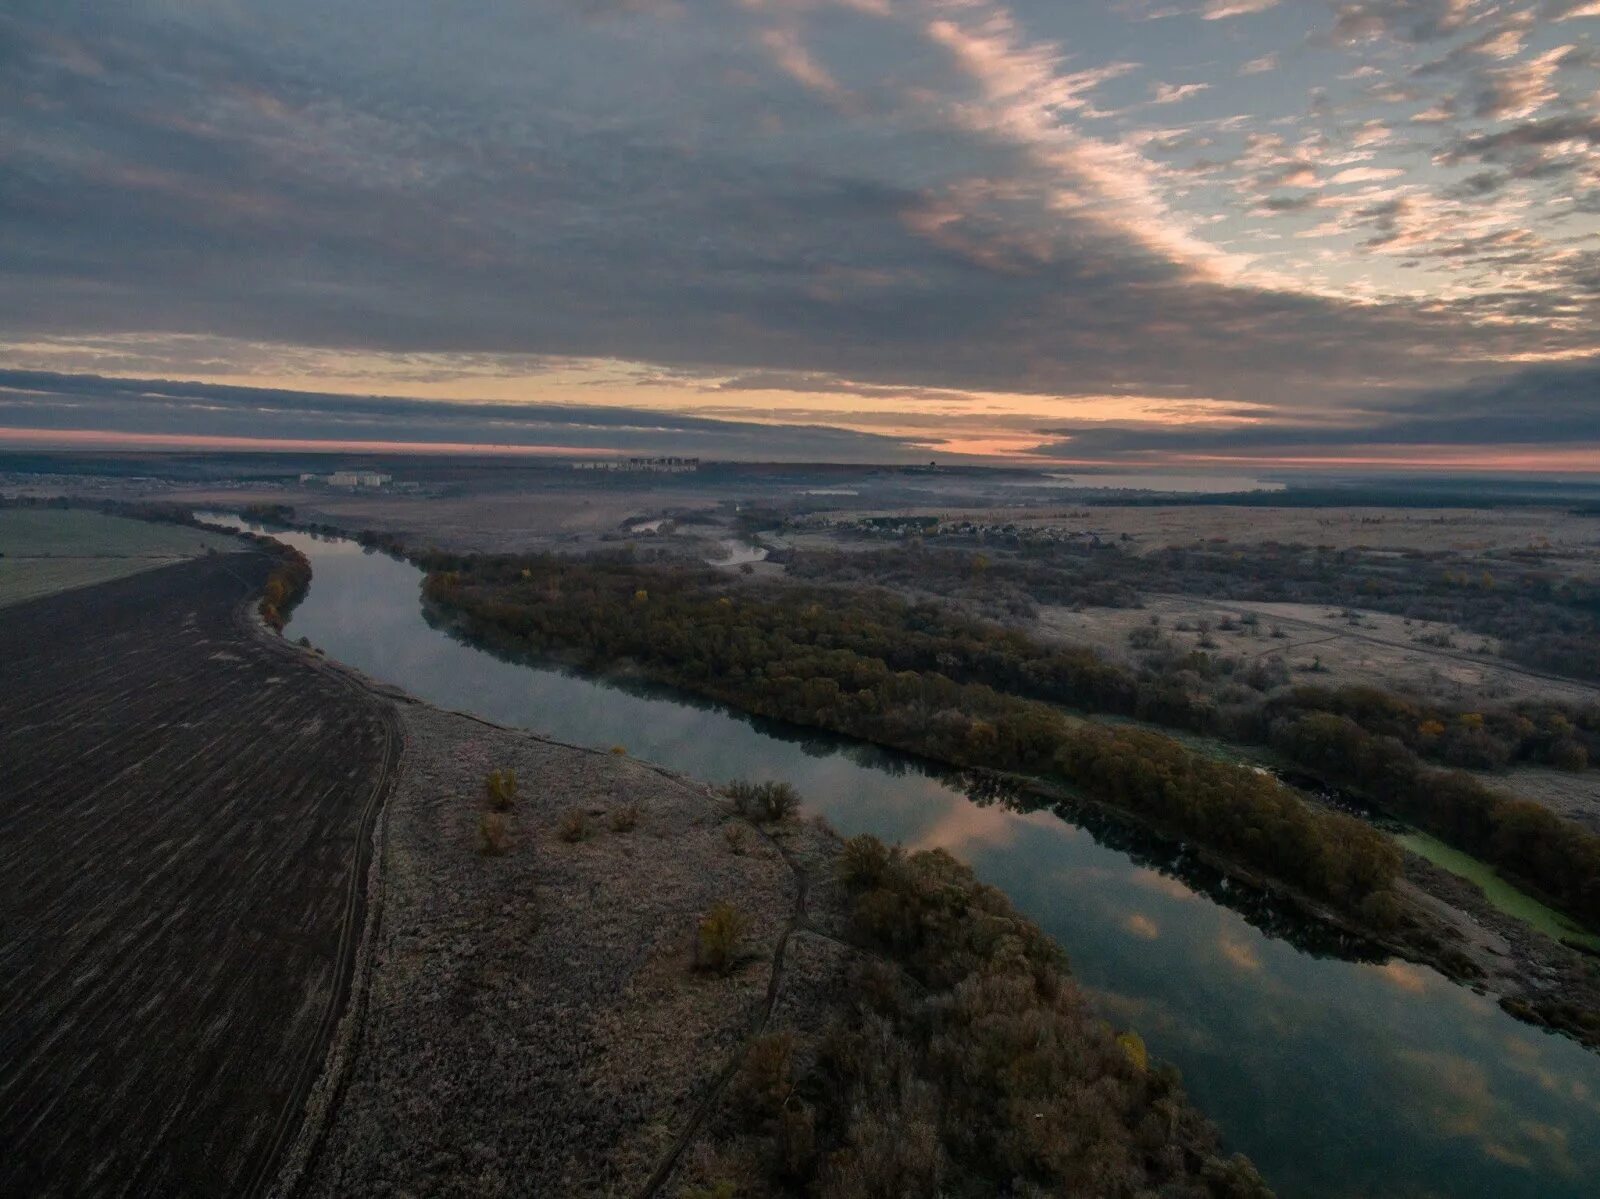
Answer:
[218,519,1600,1199]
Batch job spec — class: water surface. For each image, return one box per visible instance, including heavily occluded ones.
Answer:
[220,519,1600,1199]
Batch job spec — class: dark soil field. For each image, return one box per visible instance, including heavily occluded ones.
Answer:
[0,551,397,1198]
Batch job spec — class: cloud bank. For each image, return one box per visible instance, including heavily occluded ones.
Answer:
[1,0,1596,463]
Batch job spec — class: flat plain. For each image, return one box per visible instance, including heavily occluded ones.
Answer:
[0,551,397,1198]
[1034,594,1600,710]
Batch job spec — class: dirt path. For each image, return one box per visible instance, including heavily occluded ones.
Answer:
[0,553,398,1198]
[298,703,849,1198]
[632,803,824,1199]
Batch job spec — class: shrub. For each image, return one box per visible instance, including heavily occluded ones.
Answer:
[732,1032,795,1117]
[1549,738,1588,771]
[609,802,641,832]
[682,1185,736,1199]
[726,779,801,823]
[838,834,896,888]
[258,545,312,631]
[727,1034,818,1179]
[803,838,1274,1199]
[485,768,518,811]
[695,901,746,974]
[813,1075,945,1199]
[478,811,510,856]
[557,808,589,842]
[1127,625,1161,649]
[777,1101,817,1181]
[1116,1029,1148,1072]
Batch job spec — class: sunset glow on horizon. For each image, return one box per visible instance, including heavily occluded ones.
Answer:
[2,2,1596,467]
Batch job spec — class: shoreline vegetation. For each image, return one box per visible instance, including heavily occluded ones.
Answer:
[681,830,1271,1198]
[98,499,1277,1191]
[258,541,312,630]
[413,548,1600,1046]
[417,549,1600,937]
[18,496,1593,1037]
[297,688,1276,1196]
[14,497,1597,1045]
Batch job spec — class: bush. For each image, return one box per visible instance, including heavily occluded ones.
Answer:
[695,901,746,974]
[726,779,801,823]
[777,1101,817,1181]
[801,836,1274,1198]
[485,768,518,811]
[683,1185,737,1199]
[557,808,589,842]
[478,811,510,856]
[838,834,896,888]
[609,802,641,832]
[1550,738,1589,771]
[732,1032,795,1118]
[258,545,312,631]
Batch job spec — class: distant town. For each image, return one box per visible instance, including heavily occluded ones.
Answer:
[298,470,394,488]
[571,456,699,473]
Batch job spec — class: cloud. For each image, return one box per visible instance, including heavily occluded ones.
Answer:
[759,25,847,101]
[1328,166,1407,183]
[1467,45,1577,120]
[1548,0,1600,19]
[1323,0,1487,47]
[1204,0,1281,18]
[1439,113,1600,165]
[1153,81,1212,104]
[0,370,940,461]
[1032,358,1600,460]
[0,0,1596,462]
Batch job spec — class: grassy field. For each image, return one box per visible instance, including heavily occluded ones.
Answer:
[1399,831,1600,951]
[1035,593,1600,710]
[0,509,239,606]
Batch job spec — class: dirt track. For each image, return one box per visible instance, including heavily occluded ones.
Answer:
[0,552,397,1198]
[302,703,842,1198]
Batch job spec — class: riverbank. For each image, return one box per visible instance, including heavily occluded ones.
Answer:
[204,512,1600,1197]
[291,692,1268,1196]
[414,551,1600,1054]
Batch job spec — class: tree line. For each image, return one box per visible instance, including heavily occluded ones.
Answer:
[1269,711,1600,931]
[782,535,1600,684]
[421,551,1401,916]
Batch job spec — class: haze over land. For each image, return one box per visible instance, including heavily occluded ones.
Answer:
[3,1,1598,467]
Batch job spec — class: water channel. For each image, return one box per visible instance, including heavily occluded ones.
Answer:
[216,519,1600,1199]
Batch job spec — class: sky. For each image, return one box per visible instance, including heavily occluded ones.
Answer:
[2,0,1598,468]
